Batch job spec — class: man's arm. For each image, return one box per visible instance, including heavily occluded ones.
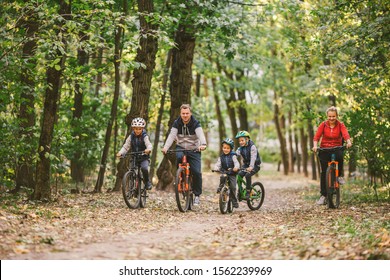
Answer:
[195,127,207,150]
[162,127,178,153]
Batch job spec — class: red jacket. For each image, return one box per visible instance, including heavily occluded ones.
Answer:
[314,120,350,148]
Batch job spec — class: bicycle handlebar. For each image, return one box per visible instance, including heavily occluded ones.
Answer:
[166,149,200,154]
[120,151,147,159]
[317,146,346,152]
[212,168,232,174]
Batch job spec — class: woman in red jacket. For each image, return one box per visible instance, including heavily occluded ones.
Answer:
[313,106,352,205]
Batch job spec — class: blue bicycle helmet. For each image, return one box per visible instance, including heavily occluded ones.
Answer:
[222,138,234,149]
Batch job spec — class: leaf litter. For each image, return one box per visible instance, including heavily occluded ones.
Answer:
[0,168,389,260]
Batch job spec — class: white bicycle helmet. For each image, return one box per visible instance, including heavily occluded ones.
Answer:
[131,117,146,128]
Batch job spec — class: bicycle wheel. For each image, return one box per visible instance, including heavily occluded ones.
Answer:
[326,165,340,209]
[219,185,229,214]
[140,182,147,208]
[247,182,265,210]
[122,171,141,209]
[227,194,234,213]
[175,167,191,212]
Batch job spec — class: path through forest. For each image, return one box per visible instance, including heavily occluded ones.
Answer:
[1,164,389,260]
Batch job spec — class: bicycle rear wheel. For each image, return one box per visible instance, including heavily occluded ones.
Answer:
[175,167,191,212]
[219,185,230,214]
[122,171,141,209]
[247,182,265,210]
[326,165,340,209]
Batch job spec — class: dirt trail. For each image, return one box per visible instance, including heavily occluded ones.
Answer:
[3,164,389,260]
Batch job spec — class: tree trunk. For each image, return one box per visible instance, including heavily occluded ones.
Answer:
[34,0,70,201]
[236,69,249,131]
[211,76,226,145]
[306,104,317,180]
[222,69,239,147]
[95,5,124,192]
[288,110,295,173]
[299,126,309,177]
[15,7,38,192]
[71,29,89,183]
[113,0,159,192]
[274,101,289,175]
[156,24,196,191]
[150,50,172,181]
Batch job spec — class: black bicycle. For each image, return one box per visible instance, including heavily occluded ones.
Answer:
[317,146,346,209]
[122,152,148,209]
[212,169,235,214]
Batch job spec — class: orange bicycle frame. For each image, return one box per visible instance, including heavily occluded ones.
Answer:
[178,154,190,192]
[328,159,339,188]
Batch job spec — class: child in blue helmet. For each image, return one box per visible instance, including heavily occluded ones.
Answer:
[213,138,240,208]
[235,131,261,199]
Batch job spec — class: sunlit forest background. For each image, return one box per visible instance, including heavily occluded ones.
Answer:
[0,0,388,201]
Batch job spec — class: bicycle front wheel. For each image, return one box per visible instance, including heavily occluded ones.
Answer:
[326,165,340,209]
[140,184,147,208]
[122,171,141,209]
[219,185,230,214]
[247,182,265,210]
[175,167,191,212]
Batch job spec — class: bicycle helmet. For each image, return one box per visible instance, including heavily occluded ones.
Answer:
[131,117,146,128]
[235,130,250,139]
[222,138,234,149]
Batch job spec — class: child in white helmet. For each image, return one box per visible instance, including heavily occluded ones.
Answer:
[116,117,153,190]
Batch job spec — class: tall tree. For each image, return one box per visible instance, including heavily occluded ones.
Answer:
[15,3,39,192]
[70,26,90,183]
[34,0,71,200]
[95,0,126,193]
[113,0,159,192]
[156,23,196,190]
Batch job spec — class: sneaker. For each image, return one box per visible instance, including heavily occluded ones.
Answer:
[232,201,239,208]
[146,182,152,190]
[338,177,345,185]
[245,190,251,200]
[216,186,222,193]
[316,195,326,205]
[194,196,200,205]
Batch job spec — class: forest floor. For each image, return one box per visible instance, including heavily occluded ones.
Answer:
[1,163,389,260]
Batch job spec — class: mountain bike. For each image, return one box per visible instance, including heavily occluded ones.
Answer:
[237,169,265,210]
[167,149,199,212]
[317,146,346,209]
[121,152,148,209]
[212,169,235,214]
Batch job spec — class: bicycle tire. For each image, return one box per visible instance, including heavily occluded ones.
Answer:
[219,186,229,214]
[326,165,340,209]
[140,183,147,208]
[227,197,234,213]
[175,167,191,212]
[247,182,265,210]
[122,170,141,209]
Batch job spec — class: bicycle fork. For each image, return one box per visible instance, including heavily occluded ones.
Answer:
[328,154,339,188]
